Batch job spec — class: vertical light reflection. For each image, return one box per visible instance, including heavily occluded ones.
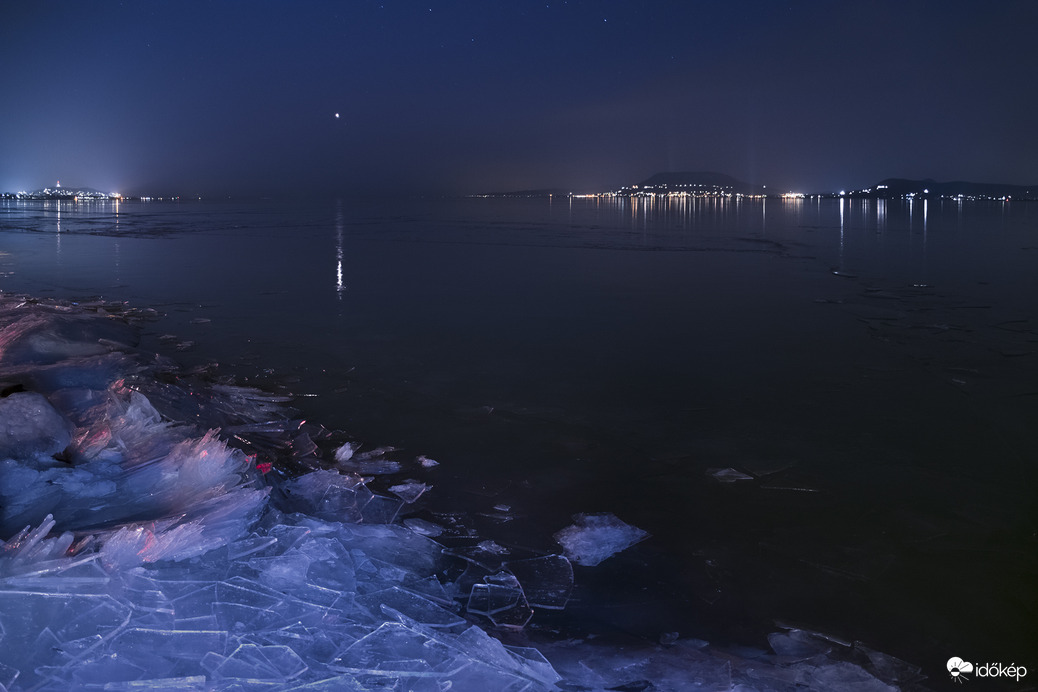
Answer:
[781,194,804,227]
[839,197,845,268]
[876,199,886,231]
[335,200,345,299]
[922,199,928,243]
[55,203,62,257]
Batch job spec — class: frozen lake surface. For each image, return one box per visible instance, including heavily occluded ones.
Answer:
[1,195,1035,688]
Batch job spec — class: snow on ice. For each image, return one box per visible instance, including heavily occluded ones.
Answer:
[0,295,922,690]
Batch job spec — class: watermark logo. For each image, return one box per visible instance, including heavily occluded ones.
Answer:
[947,657,973,683]
[948,657,1027,684]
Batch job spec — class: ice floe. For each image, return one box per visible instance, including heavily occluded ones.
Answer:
[553,512,650,567]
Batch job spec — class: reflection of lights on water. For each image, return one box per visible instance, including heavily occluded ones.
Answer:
[335,203,345,298]
[839,198,845,267]
[573,192,773,233]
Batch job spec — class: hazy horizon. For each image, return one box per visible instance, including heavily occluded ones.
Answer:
[8,169,1038,200]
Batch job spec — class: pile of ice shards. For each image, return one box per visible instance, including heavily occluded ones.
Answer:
[0,295,921,691]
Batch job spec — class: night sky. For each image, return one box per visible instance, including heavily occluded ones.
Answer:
[2,1,1036,197]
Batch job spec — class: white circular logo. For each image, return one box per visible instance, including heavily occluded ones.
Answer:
[948,657,974,683]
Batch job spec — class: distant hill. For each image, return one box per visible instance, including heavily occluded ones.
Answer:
[20,185,116,199]
[476,172,768,198]
[624,171,765,196]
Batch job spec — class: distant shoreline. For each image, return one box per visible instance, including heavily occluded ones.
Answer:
[473,172,1038,201]
[6,172,1038,203]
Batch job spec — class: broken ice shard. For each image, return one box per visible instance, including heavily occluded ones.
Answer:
[466,571,534,629]
[0,391,73,459]
[708,467,754,482]
[279,469,374,523]
[356,586,466,629]
[201,643,308,682]
[416,454,439,467]
[333,441,356,463]
[768,629,834,659]
[503,554,573,609]
[402,517,444,537]
[388,480,430,504]
[553,512,649,567]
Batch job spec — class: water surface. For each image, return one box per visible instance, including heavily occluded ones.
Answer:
[2,195,1035,675]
